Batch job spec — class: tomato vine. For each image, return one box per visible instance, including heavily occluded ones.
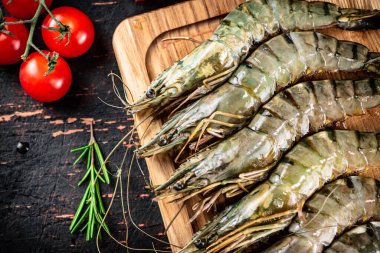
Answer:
[0,0,70,71]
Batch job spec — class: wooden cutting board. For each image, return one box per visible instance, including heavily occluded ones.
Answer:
[113,0,380,251]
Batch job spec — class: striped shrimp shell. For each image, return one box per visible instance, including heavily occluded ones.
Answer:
[263,176,380,253]
[180,130,380,253]
[129,0,380,113]
[139,32,380,159]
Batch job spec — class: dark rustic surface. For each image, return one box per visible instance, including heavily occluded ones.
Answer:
[0,1,185,252]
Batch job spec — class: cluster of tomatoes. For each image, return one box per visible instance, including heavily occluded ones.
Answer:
[0,0,95,102]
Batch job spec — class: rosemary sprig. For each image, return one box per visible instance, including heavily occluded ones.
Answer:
[69,123,110,240]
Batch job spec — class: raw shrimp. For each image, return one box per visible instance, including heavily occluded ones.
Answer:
[179,130,380,253]
[129,0,380,113]
[155,79,380,216]
[326,222,380,253]
[263,176,380,253]
[138,32,380,159]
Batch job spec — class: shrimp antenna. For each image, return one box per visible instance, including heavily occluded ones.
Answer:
[300,185,339,229]
[134,118,155,189]
[97,96,126,109]
[124,119,183,250]
[93,70,186,251]
[95,130,173,252]
[108,71,135,106]
[119,117,182,250]
[164,202,186,235]
[126,152,181,248]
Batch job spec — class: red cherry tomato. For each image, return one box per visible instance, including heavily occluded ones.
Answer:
[2,0,53,20]
[19,51,72,102]
[0,17,29,65]
[42,7,95,58]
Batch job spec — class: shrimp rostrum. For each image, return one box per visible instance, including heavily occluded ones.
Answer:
[326,222,380,253]
[155,79,380,214]
[138,32,380,159]
[129,0,380,113]
[179,130,380,253]
[263,176,380,253]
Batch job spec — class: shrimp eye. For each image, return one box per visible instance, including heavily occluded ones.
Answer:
[158,137,168,146]
[146,88,156,98]
[173,181,185,191]
[194,238,207,249]
[289,222,300,233]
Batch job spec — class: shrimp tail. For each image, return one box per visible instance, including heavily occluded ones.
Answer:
[338,8,380,30]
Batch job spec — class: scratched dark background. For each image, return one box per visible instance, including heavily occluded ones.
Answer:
[0,0,186,252]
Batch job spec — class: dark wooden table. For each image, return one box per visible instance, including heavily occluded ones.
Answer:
[0,1,185,252]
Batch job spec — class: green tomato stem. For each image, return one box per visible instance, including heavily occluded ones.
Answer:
[20,1,44,60]
[40,0,65,29]
[29,42,48,58]
[4,19,33,25]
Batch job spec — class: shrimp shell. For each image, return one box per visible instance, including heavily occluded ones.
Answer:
[180,130,380,253]
[155,79,380,202]
[326,222,380,253]
[263,176,380,253]
[129,0,380,113]
[139,32,380,159]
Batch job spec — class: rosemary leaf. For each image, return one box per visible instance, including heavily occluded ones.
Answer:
[78,168,91,186]
[97,173,106,184]
[95,210,110,234]
[94,142,110,184]
[86,146,92,169]
[70,205,90,233]
[71,145,90,152]
[95,182,105,213]
[80,222,88,232]
[69,186,90,231]
[73,148,89,165]
[87,205,94,240]
[89,204,95,240]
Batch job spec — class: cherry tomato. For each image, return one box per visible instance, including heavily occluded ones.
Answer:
[2,0,53,20]
[19,51,72,102]
[0,17,29,65]
[42,7,95,58]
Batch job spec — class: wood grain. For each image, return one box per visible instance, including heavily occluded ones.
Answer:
[113,0,380,251]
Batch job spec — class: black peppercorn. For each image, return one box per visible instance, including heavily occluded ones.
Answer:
[16,142,30,154]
